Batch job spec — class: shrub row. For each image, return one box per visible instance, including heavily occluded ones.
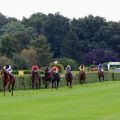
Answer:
[12,70,44,75]
[0,71,119,91]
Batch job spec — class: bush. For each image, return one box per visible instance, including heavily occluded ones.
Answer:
[58,57,79,70]
[89,64,96,68]
[103,62,108,71]
[50,63,64,73]
[12,70,19,75]
[24,70,30,74]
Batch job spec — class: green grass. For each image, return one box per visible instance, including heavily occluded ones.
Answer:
[0,81,120,120]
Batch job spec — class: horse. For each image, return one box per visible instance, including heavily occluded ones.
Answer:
[31,70,41,90]
[1,69,15,96]
[43,72,52,88]
[65,72,73,88]
[98,70,104,82]
[79,70,85,84]
[51,72,60,89]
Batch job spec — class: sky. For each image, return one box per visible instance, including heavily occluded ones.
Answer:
[0,0,120,21]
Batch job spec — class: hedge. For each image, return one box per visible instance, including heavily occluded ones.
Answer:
[0,71,119,91]
[12,70,44,75]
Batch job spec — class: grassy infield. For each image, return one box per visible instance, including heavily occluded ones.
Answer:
[0,81,120,120]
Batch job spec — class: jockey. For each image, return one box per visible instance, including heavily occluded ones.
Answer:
[97,63,102,72]
[4,64,12,74]
[31,65,39,72]
[66,65,71,73]
[79,64,85,71]
[51,66,59,73]
[3,64,14,79]
[44,65,50,73]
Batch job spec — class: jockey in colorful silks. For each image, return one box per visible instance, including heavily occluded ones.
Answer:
[44,65,50,73]
[79,64,85,71]
[51,66,59,73]
[3,64,14,79]
[66,65,72,73]
[4,64,12,74]
[31,65,39,71]
[97,63,102,72]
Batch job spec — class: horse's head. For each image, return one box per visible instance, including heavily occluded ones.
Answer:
[1,69,7,76]
[52,72,60,79]
[98,70,104,76]
[66,72,71,77]
[31,70,39,79]
[79,70,85,75]
[1,69,10,80]
[79,70,85,79]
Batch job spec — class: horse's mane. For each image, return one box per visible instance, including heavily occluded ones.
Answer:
[79,70,85,74]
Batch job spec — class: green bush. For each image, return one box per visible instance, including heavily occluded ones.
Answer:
[89,64,96,68]
[12,70,19,75]
[103,62,108,71]
[50,63,64,73]
[58,57,79,70]
[24,70,30,74]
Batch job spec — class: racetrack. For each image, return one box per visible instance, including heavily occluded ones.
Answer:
[0,81,120,120]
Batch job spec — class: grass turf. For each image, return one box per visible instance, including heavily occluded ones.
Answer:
[0,81,120,120]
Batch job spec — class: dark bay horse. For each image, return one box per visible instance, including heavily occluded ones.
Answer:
[31,71,41,90]
[79,70,85,84]
[98,71,104,82]
[65,72,73,88]
[1,69,15,96]
[51,72,60,89]
[43,72,52,88]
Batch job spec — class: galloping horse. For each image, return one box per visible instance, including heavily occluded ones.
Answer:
[98,71,104,82]
[43,72,52,88]
[1,69,15,96]
[79,70,85,84]
[31,71,41,90]
[65,72,73,88]
[51,72,60,89]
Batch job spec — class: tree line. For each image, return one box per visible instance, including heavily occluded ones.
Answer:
[0,12,120,69]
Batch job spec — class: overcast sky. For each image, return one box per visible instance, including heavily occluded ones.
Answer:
[0,0,120,21]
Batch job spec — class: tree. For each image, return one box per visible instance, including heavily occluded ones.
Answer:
[20,48,38,68]
[0,34,17,58]
[0,56,11,68]
[31,35,53,66]
[84,49,119,65]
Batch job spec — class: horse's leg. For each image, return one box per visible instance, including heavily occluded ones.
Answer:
[39,77,41,89]
[11,81,15,96]
[66,80,69,87]
[4,86,5,96]
[4,82,9,96]
[8,85,11,92]
[52,80,54,89]
[57,79,60,89]
[70,79,72,88]
[103,75,104,81]
[80,79,82,84]
[83,78,85,84]
[55,81,57,89]
[11,80,15,96]
[98,76,101,82]
[32,80,34,90]
[36,80,38,89]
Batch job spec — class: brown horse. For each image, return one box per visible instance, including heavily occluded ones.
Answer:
[51,72,60,89]
[43,72,52,88]
[31,71,41,90]
[79,70,85,84]
[65,72,73,88]
[98,71,104,82]
[1,69,15,96]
